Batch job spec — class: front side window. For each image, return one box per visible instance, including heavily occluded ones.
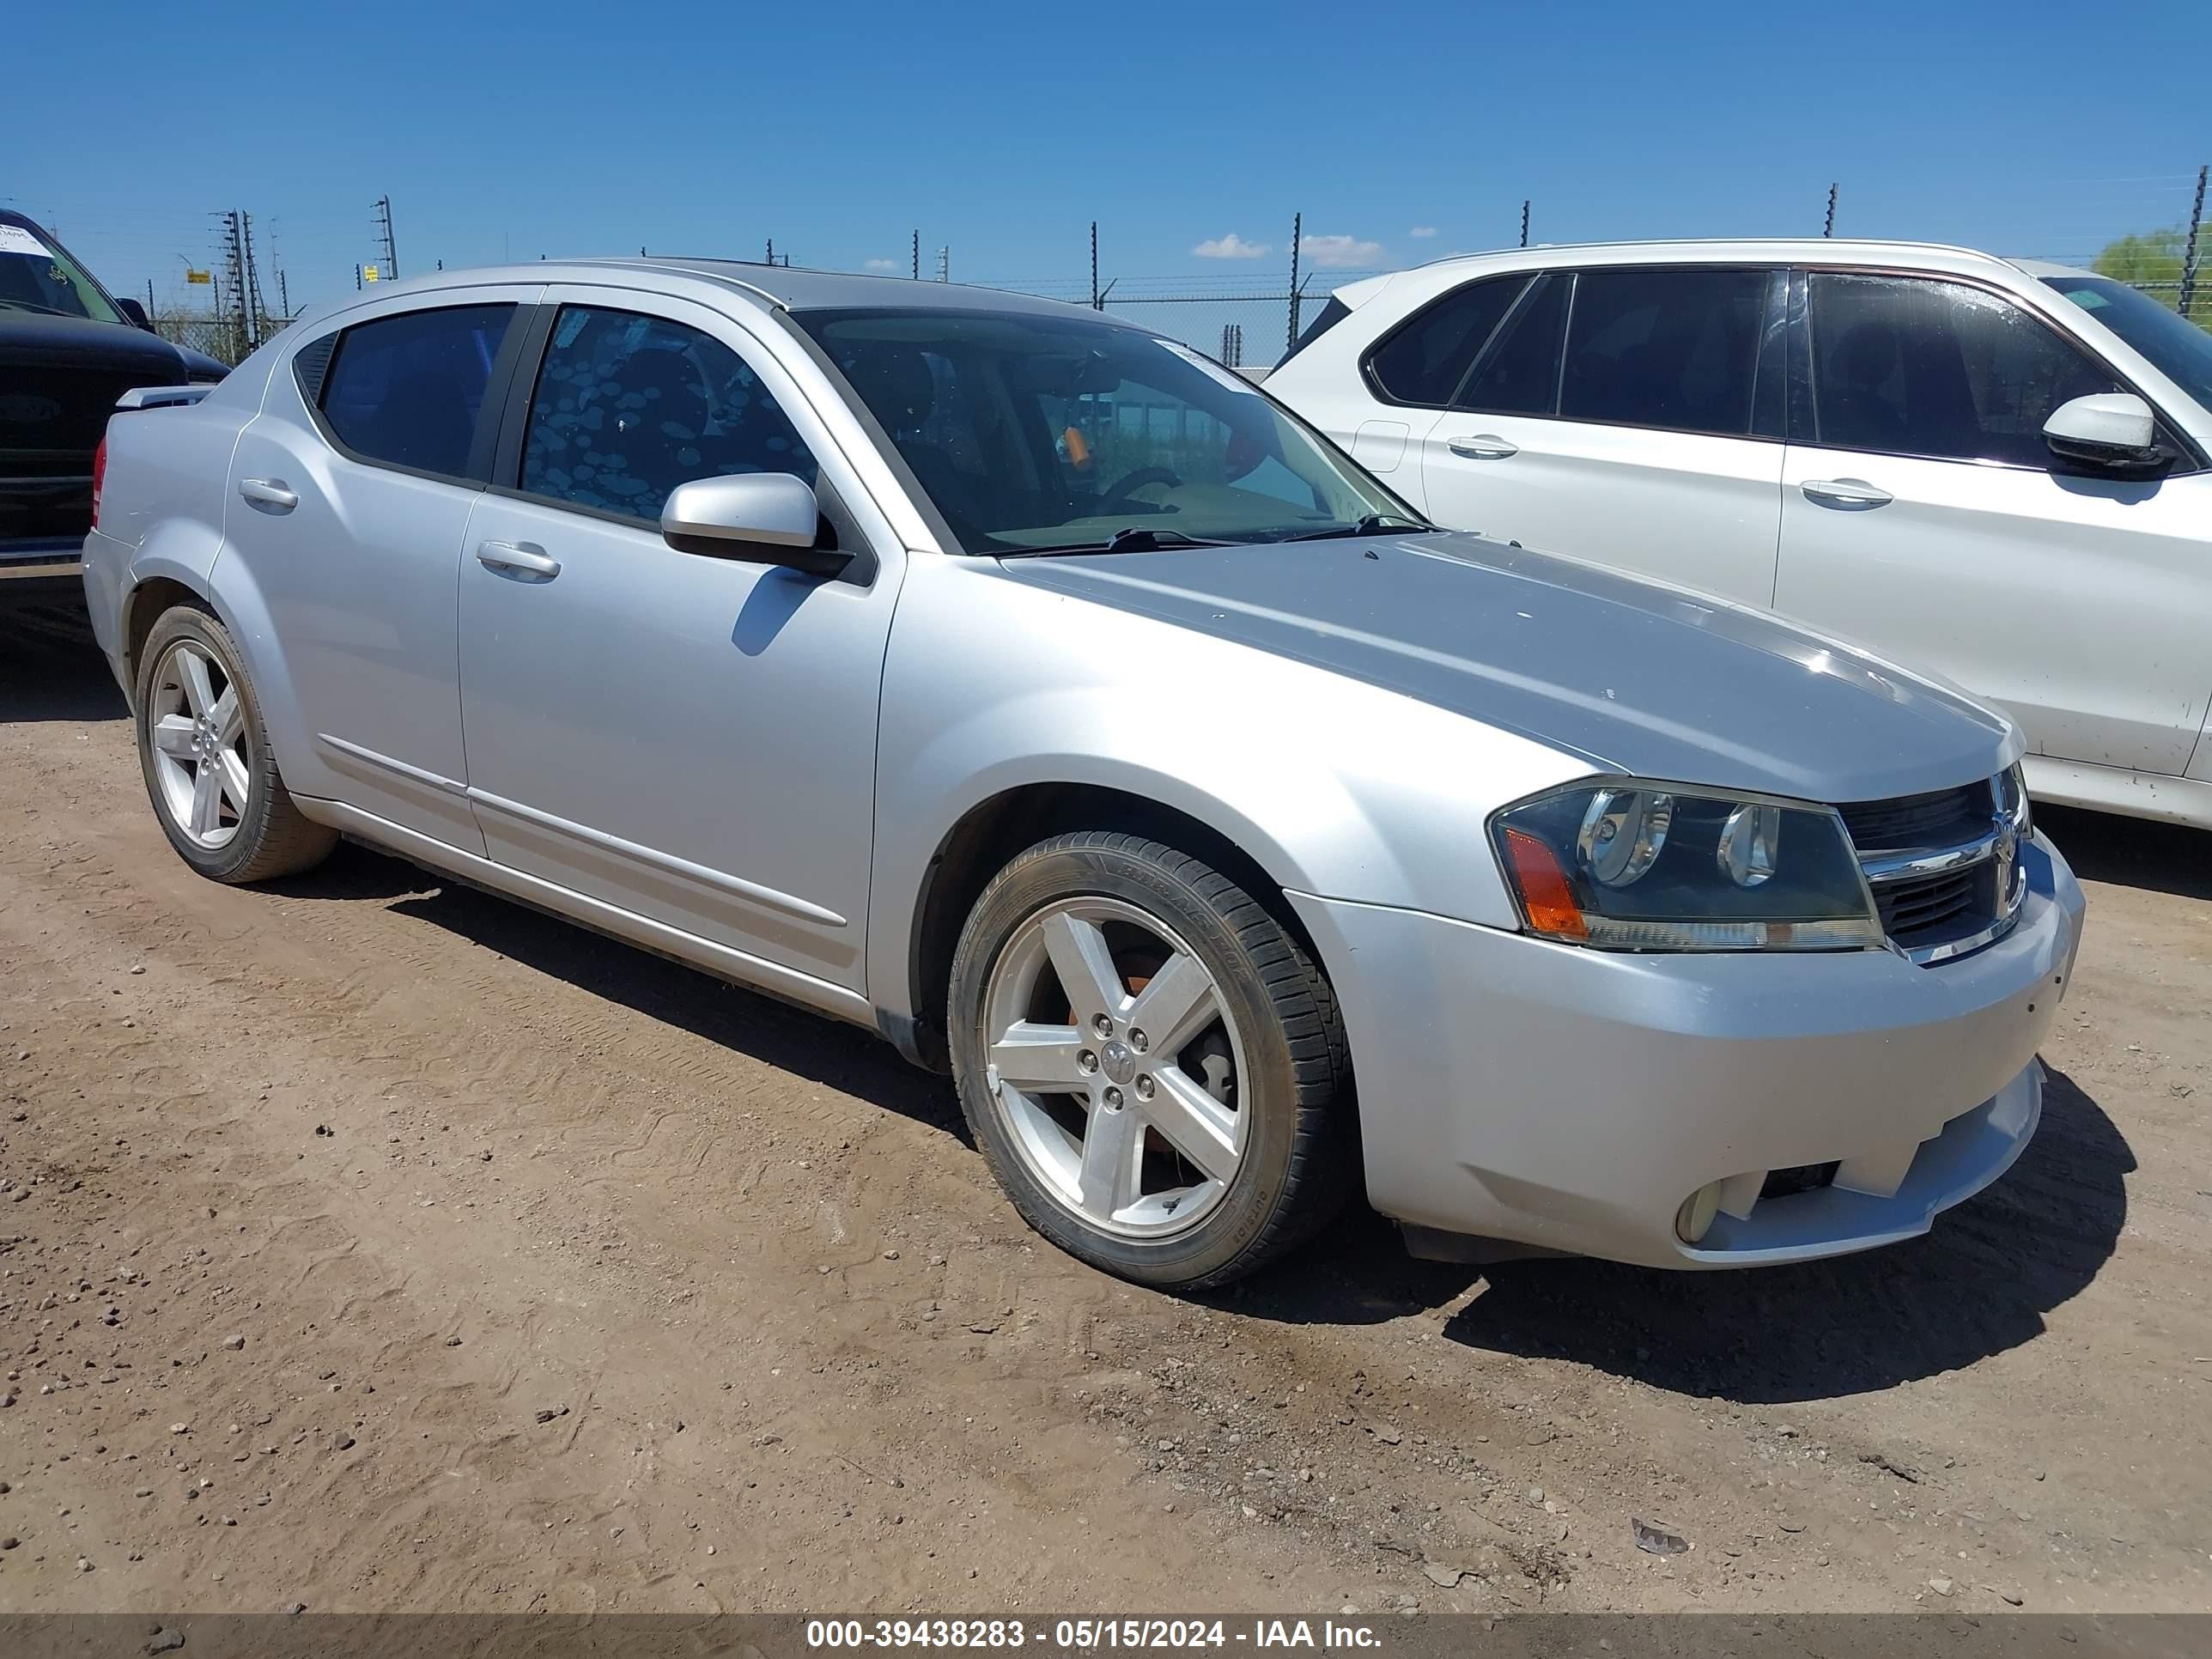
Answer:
[1807,274,2118,466]
[1559,268,1767,436]
[2044,273,2212,414]
[1364,276,1528,406]
[797,308,1413,554]
[520,306,817,522]
[319,304,516,478]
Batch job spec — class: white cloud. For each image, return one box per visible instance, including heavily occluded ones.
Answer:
[864,257,899,271]
[1301,233,1384,269]
[1192,232,1271,260]
[1409,225,1437,239]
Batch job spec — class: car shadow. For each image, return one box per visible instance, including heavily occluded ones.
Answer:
[1224,1063,2130,1404]
[0,601,128,723]
[2037,803,2212,902]
[264,841,971,1146]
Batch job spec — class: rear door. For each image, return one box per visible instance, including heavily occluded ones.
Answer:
[222,289,538,848]
[1775,270,2212,775]
[1410,265,1788,605]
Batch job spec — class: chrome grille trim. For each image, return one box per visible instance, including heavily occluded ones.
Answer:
[1844,773,2029,966]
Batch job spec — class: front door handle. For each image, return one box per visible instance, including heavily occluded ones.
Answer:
[1446,434,1518,460]
[1800,477,1893,509]
[476,539,562,580]
[238,477,298,511]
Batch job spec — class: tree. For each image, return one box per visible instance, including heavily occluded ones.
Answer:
[2093,226,2210,330]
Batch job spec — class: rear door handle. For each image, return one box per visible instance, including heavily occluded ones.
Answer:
[237,477,298,511]
[1446,434,1518,460]
[476,539,562,580]
[1800,477,1893,508]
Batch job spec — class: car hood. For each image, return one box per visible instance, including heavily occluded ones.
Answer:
[0,310,192,375]
[989,532,2020,805]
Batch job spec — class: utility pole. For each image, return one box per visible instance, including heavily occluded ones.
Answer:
[1824,181,1838,239]
[2179,163,2208,321]
[241,210,271,347]
[374,195,398,281]
[936,246,949,283]
[1286,210,1303,349]
[766,236,775,266]
[355,264,363,291]
[1090,221,1100,310]
[1520,200,1529,248]
[278,270,290,318]
[220,210,249,362]
[911,228,919,281]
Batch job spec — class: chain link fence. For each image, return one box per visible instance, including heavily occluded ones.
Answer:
[148,313,296,368]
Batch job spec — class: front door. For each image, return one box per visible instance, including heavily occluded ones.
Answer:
[1775,270,2212,777]
[1413,265,1787,606]
[456,289,901,995]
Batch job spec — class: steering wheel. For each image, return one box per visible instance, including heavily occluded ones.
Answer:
[1094,465,1182,516]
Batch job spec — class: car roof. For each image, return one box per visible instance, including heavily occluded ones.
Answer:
[400,257,1096,320]
[1360,237,2064,286]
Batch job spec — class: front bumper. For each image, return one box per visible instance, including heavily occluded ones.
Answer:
[1291,833,2085,1269]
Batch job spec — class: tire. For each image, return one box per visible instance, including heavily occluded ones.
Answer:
[948,831,1353,1288]
[134,604,337,884]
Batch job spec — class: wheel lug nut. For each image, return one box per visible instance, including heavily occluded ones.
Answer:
[1134,1075,1155,1101]
[1091,1013,1113,1039]
[1103,1085,1124,1109]
[1128,1029,1148,1054]
[1077,1049,1098,1074]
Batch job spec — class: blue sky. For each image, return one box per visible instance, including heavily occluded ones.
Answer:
[9,0,2209,313]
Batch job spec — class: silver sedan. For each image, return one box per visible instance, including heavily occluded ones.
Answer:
[81,260,2083,1286]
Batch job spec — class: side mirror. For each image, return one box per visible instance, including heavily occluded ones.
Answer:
[115,297,155,331]
[660,474,854,577]
[2044,392,2164,471]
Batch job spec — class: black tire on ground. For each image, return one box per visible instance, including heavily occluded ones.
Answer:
[947,830,1354,1288]
[134,604,337,884]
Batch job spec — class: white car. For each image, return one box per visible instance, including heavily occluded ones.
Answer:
[1267,239,2212,830]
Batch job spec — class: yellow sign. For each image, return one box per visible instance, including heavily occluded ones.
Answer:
[362,264,380,283]
[185,268,211,284]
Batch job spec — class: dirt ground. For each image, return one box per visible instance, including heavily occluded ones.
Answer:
[2,599,2208,1618]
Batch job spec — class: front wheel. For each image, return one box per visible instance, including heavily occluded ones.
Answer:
[948,831,1352,1287]
[134,605,337,884]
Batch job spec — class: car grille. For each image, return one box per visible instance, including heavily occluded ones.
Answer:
[1837,776,2021,964]
[1836,781,1991,852]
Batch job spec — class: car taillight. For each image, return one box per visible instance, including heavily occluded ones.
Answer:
[92,435,107,529]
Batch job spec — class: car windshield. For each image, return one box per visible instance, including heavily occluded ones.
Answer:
[0,220,124,325]
[2042,274,2212,412]
[793,307,1422,554]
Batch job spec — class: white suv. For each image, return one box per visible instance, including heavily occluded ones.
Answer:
[1267,240,2212,830]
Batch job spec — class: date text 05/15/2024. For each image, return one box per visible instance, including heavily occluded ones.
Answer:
[805,1620,1384,1650]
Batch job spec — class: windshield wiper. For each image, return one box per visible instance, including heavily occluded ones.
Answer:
[1273,513,1437,543]
[1002,526,1229,558]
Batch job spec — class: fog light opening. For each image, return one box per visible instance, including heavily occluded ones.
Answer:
[1675,1182,1723,1245]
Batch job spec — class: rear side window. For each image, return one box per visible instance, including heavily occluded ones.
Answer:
[1364,276,1528,406]
[319,304,516,479]
[1808,274,2119,466]
[519,306,817,523]
[1456,272,1568,415]
[1559,268,1768,436]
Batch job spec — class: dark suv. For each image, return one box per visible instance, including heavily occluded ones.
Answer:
[1,209,228,592]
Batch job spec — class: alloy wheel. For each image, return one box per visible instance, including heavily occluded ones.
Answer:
[981,896,1249,1240]
[148,640,251,850]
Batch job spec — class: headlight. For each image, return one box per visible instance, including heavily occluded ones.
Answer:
[1491,781,1882,951]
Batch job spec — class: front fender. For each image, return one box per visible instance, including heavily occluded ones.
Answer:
[865,556,1590,1023]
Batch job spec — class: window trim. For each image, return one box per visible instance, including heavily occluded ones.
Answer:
[1789,264,2208,475]
[296,301,532,489]
[1357,272,1534,410]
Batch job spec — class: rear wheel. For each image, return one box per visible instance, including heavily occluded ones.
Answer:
[948,831,1352,1287]
[135,605,336,884]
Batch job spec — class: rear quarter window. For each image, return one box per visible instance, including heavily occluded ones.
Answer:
[316,304,516,480]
